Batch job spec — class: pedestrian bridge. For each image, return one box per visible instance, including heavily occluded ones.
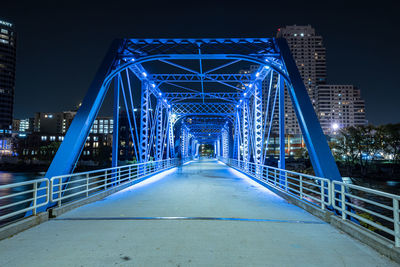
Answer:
[0,159,398,266]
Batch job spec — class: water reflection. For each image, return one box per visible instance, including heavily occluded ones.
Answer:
[0,172,42,226]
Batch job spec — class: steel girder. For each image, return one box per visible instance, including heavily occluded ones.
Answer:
[42,37,342,214]
[167,109,175,158]
[148,74,252,83]
[253,80,263,165]
[164,92,240,103]
[140,81,150,162]
[222,127,229,159]
[242,100,250,163]
[275,38,341,181]
[123,38,279,58]
[155,99,163,161]
[172,103,235,116]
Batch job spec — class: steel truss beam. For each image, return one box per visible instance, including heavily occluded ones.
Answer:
[253,80,263,165]
[164,92,240,103]
[172,103,235,116]
[155,99,164,161]
[148,74,252,83]
[43,37,342,216]
[140,81,150,162]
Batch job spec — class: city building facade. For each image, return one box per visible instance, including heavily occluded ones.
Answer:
[276,25,327,135]
[0,19,16,130]
[316,85,367,135]
[34,111,76,134]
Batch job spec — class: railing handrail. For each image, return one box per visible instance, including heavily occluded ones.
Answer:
[332,180,400,200]
[220,156,400,247]
[0,177,49,189]
[49,158,177,180]
[228,158,331,182]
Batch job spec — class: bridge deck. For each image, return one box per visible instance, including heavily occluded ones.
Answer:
[0,159,395,266]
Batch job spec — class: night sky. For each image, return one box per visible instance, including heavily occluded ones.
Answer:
[2,1,399,125]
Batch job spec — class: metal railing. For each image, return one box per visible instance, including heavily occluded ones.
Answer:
[222,158,331,210]
[50,158,179,206]
[0,178,49,223]
[332,181,400,247]
[220,157,400,247]
[0,159,179,225]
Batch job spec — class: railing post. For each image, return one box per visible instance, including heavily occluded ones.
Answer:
[341,184,346,220]
[33,182,37,215]
[118,168,121,184]
[105,170,108,189]
[129,166,131,180]
[58,179,62,207]
[86,173,89,197]
[285,172,288,192]
[299,175,303,199]
[320,182,325,210]
[274,169,277,187]
[393,198,399,247]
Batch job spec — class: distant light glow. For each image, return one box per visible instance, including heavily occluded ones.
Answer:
[236,105,239,108]
[264,65,270,69]
[131,58,135,62]
[331,123,339,130]
[142,72,147,77]
[158,92,162,96]
[256,72,260,77]
[244,93,247,96]
[152,84,156,88]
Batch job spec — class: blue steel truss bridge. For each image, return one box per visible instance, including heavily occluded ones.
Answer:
[0,38,399,266]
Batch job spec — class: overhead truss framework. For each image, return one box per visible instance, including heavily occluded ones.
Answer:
[44,37,342,205]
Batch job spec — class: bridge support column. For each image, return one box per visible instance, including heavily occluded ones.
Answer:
[242,100,250,170]
[254,80,263,177]
[222,127,229,159]
[278,75,286,187]
[276,38,341,182]
[112,75,120,168]
[233,109,240,161]
[112,75,120,184]
[155,99,163,161]
[167,109,175,159]
[139,81,150,176]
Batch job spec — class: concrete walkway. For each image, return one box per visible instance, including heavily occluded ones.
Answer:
[0,159,396,266]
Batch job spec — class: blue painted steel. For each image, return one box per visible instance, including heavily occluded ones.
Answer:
[112,74,120,169]
[275,38,342,182]
[40,37,343,217]
[278,75,286,187]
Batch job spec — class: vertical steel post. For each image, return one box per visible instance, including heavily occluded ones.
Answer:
[112,75,120,169]
[254,80,263,165]
[242,100,249,169]
[276,38,342,182]
[168,109,175,158]
[140,81,150,163]
[278,75,286,187]
[155,99,163,161]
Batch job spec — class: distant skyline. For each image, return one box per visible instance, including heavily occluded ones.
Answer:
[1,1,399,125]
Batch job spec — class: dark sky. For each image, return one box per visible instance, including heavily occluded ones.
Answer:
[2,1,399,125]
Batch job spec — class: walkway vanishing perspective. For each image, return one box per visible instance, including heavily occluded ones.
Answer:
[0,160,395,266]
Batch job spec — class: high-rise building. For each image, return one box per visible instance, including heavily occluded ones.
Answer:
[316,85,367,135]
[0,19,17,130]
[276,25,327,134]
[34,111,77,134]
